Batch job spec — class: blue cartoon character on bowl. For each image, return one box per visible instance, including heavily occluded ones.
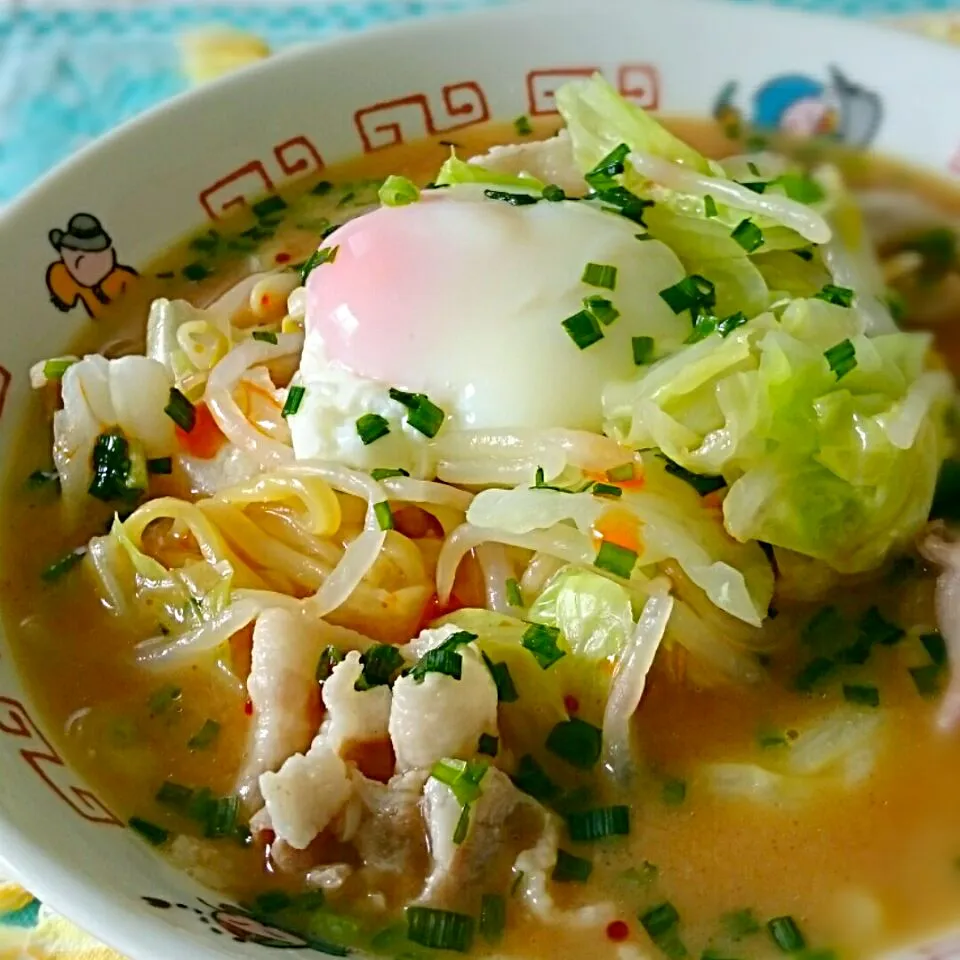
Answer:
[45,213,138,320]
[715,66,882,147]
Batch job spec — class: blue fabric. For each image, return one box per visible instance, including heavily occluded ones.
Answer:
[0,0,955,203]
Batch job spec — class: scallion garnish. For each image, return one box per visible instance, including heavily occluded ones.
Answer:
[607,463,636,483]
[704,195,718,218]
[542,184,566,202]
[592,482,623,499]
[860,606,904,647]
[252,194,287,219]
[483,188,540,207]
[354,644,405,691]
[747,161,761,176]
[182,262,211,282]
[815,284,855,308]
[203,795,240,839]
[479,894,506,944]
[388,387,446,438]
[379,175,420,207]
[597,185,654,225]
[156,780,194,812]
[164,388,196,432]
[129,817,169,846]
[453,803,472,845]
[824,339,857,380]
[356,413,390,446]
[406,907,474,954]
[731,218,764,253]
[40,545,87,583]
[741,181,768,194]
[583,295,620,326]
[553,849,593,883]
[430,758,489,806]
[767,916,806,953]
[659,274,716,319]
[514,115,533,136]
[187,719,221,750]
[482,652,519,703]
[282,385,306,418]
[316,645,344,684]
[794,248,815,262]
[722,909,761,939]
[843,684,880,708]
[594,539,637,579]
[478,733,499,757]
[582,262,618,290]
[27,469,59,490]
[910,664,941,698]
[506,578,524,607]
[662,778,687,805]
[659,454,726,496]
[522,622,566,669]
[562,309,604,350]
[251,330,278,344]
[512,754,560,803]
[546,717,603,770]
[794,656,835,692]
[922,632,947,667]
[412,646,463,683]
[42,357,77,380]
[300,245,339,284]
[567,805,630,842]
[147,457,173,475]
[773,173,825,204]
[88,430,145,502]
[585,143,631,192]
[640,901,685,958]
[372,501,394,531]
[632,335,655,365]
[717,311,748,337]
[370,467,409,481]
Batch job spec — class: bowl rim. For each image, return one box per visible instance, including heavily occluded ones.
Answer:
[1,0,959,956]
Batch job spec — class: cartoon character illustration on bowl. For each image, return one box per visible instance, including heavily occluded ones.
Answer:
[44,213,138,320]
[714,66,882,147]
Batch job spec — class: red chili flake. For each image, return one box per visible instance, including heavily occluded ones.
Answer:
[260,294,271,307]
[274,252,292,264]
[606,920,630,942]
[244,699,253,716]
[564,695,580,715]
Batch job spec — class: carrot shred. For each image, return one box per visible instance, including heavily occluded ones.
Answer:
[176,402,224,459]
[593,509,642,554]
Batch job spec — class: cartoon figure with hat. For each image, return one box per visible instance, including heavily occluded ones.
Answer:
[45,213,138,320]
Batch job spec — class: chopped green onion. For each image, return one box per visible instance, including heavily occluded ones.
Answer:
[595,540,637,579]
[43,357,77,380]
[747,162,761,176]
[567,805,630,842]
[388,388,446,438]
[203,796,240,839]
[562,309,604,350]
[773,173,825,204]
[546,718,603,771]
[583,295,620,326]
[453,803,472,845]
[662,778,687,806]
[922,632,947,667]
[802,606,845,656]
[355,644,405,691]
[357,413,390,446]
[640,902,688,959]
[595,185,654,225]
[704,195,718,218]
[512,754,560,804]
[482,652,519,703]
[910,664,941,698]
[632,335,655,365]
[585,143,630,191]
[553,849,593,883]
[371,467,409,481]
[722,909,761,939]
[41,547,86,582]
[592,483,623,499]
[88,430,144,502]
[147,457,173,475]
[430,758,489,806]
[182,262,211,282]
[767,916,806,953]
[542,184,566,202]
[282,385,306,418]
[522,622,566,669]
[156,780,194,812]
[251,330,278,344]
[794,248,815,262]
[27,469,59,489]
[514,115,533,136]
[815,284,855,308]
[379,174,420,207]
[480,894,506,944]
[843,684,880,708]
[731,219,764,253]
[164,388,196,432]
[717,311,748,337]
[148,684,182,716]
[252,195,287,219]
[607,463,636,483]
[932,459,960,522]
[860,606,904,647]
[129,817,169,846]
[411,646,463,683]
[659,455,726,496]
[477,734,499,758]
[406,907,474,953]
[316,645,343,684]
[794,657,835,692]
[300,245,339,284]
[483,188,540,206]
[187,719,221,750]
[312,180,333,196]
[189,230,220,253]
[582,262,618,290]
[741,181,768,194]
[506,578,524,607]
[659,275,716,318]
[824,339,857,380]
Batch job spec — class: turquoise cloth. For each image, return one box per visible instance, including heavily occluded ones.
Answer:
[0,0,956,202]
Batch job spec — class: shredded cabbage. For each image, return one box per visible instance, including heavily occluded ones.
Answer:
[434,153,546,192]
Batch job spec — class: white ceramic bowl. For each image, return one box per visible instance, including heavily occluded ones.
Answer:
[2,1,960,956]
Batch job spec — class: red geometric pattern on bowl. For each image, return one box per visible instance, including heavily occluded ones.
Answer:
[198,134,325,220]
[0,696,121,826]
[526,63,659,115]
[0,365,9,421]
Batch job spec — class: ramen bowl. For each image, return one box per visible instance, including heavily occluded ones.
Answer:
[1,0,960,958]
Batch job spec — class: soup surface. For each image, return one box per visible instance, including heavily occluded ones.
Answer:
[4,90,960,960]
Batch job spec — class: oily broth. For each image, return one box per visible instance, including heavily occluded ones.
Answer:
[2,118,960,958]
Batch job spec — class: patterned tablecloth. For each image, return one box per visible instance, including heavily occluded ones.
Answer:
[1,0,959,956]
